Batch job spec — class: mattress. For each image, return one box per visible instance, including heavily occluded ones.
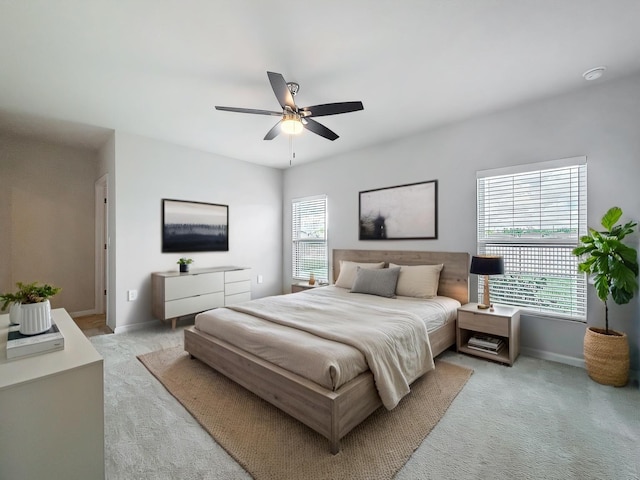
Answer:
[194,286,460,394]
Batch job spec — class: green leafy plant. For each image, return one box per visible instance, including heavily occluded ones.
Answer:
[177,257,194,265]
[572,206,639,334]
[0,282,62,311]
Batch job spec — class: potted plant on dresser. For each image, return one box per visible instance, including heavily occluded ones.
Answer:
[177,257,194,273]
[573,206,638,386]
[0,282,62,335]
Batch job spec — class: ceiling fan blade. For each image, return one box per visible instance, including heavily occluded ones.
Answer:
[303,118,339,141]
[300,101,364,118]
[264,121,282,140]
[215,106,282,116]
[267,71,295,109]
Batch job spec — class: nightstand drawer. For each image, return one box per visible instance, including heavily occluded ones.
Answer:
[458,311,509,337]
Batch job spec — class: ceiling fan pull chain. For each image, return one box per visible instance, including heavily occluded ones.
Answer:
[289,135,295,166]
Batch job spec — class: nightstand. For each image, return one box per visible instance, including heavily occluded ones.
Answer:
[456,303,520,366]
[291,282,324,293]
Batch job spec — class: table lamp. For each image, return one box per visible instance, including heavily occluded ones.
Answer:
[470,255,504,311]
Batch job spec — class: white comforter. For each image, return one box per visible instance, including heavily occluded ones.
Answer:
[226,288,434,410]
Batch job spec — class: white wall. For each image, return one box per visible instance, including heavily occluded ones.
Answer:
[0,134,99,315]
[283,73,640,372]
[110,132,283,331]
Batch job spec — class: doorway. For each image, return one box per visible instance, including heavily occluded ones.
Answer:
[95,174,109,328]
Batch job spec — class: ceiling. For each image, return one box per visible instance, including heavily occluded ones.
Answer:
[2,1,640,169]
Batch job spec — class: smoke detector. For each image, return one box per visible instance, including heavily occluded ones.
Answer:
[583,66,606,81]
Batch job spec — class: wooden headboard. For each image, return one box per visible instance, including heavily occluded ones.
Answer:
[332,249,469,305]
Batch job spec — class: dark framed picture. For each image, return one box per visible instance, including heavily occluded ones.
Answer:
[359,180,438,240]
[162,199,229,252]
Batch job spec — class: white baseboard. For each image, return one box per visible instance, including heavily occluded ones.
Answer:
[522,347,639,389]
[520,346,585,369]
[113,319,160,334]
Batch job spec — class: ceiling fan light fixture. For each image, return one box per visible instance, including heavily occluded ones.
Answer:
[281,113,303,135]
[216,71,363,141]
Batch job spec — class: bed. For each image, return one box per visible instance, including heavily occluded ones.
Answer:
[184,249,469,453]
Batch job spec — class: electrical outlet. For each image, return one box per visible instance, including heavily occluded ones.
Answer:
[257,275,263,284]
[127,289,138,301]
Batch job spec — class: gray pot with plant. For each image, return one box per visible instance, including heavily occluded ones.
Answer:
[1,282,62,335]
[177,257,194,273]
[572,206,638,386]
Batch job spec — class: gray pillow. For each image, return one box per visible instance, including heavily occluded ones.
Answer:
[350,266,401,298]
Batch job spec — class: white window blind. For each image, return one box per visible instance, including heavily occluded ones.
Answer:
[292,195,328,283]
[477,157,587,320]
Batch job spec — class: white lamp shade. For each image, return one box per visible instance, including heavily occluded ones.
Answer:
[281,115,303,135]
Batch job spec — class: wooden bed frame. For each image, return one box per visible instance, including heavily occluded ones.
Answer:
[184,249,469,453]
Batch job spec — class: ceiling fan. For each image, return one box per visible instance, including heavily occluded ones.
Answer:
[215,71,364,141]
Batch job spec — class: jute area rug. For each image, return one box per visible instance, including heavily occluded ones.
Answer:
[138,346,473,480]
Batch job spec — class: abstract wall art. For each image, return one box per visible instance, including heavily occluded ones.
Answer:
[162,199,229,252]
[359,180,438,240]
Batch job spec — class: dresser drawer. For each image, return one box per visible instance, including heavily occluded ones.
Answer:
[225,280,251,296]
[165,292,224,318]
[165,272,224,301]
[458,310,509,337]
[225,292,251,305]
[225,268,251,283]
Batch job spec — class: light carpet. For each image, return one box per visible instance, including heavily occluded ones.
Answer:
[138,346,473,480]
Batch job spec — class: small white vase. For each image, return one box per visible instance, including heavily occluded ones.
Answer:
[9,302,22,325]
[19,300,52,335]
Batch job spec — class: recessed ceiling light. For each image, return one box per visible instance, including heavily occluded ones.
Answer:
[583,66,606,81]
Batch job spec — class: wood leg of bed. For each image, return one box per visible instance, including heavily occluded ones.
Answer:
[171,318,177,330]
[330,439,340,455]
[330,402,339,454]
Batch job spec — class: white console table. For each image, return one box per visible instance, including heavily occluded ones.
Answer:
[0,308,105,479]
[152,266,251,329]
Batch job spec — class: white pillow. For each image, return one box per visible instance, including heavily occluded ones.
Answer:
[334,260,385,289]
[390,263,444,298]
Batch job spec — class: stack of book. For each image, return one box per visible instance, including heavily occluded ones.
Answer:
[467,334,505,355]
[6,322,65,360]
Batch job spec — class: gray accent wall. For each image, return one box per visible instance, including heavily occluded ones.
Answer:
[283,73,640,374]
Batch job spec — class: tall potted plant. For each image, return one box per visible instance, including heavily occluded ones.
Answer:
[572,206,638,386]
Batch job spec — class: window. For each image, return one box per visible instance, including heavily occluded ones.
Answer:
[476,157,587,320]
[292,195,328,283]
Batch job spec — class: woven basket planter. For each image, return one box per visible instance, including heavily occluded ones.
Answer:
[583,327,629,387]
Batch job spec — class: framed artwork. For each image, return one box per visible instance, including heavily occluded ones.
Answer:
[359,180,438,240]
[162,199,229,252]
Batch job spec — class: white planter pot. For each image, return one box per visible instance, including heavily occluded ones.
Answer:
[9,302,22,325]
[19,300,52,335]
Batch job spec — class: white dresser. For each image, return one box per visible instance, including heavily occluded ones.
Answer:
[152,266,251,328]
[0,308,105,479]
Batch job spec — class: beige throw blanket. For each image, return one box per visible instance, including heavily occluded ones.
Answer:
[228,291,434,410]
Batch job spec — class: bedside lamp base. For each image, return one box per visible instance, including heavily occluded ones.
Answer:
[479,275,494,311]
[477,303,495,312]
